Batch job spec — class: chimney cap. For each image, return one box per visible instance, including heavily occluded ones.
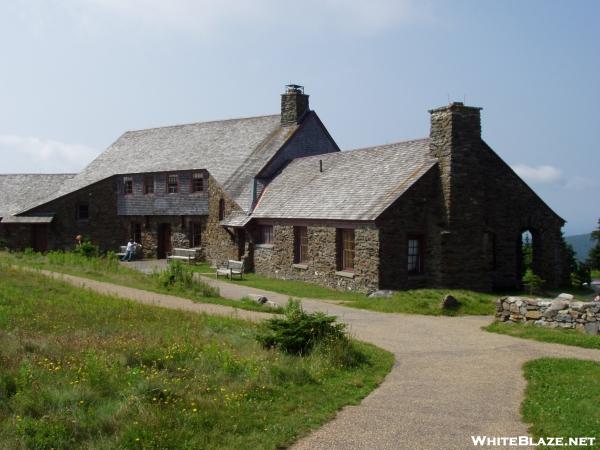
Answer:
[285,84,304,94]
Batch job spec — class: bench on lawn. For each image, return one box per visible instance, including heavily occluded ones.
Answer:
[166,248,201,264]
[116,244,142,260]
[216,259,245,280]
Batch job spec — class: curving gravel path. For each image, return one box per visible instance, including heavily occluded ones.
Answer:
[30,268,600,450]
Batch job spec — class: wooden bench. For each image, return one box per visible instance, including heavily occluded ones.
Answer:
[117,244,141,260]
[166,248,201,264]
[216,259,245,280]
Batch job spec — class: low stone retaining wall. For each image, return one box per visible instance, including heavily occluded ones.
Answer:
[495,296,600,335]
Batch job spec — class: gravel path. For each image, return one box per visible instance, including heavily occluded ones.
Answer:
[32,268,600,449]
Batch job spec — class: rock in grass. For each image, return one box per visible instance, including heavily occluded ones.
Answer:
[368,290,394,298]
[440,294,460,309]
[248,294,268,304]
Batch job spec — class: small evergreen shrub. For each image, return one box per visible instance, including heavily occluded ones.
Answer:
[522,269,546,295]
[571,262,591,288]
[73,240,100,258]
[257,299,347,355]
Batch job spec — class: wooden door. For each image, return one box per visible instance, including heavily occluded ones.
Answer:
[157,223,171,259]
[31,225,48,253]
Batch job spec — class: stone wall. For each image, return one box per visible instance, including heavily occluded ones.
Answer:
[377,167,444,290]
[496,296,600,335]
[202,175,244,265]
[252,221,379,293]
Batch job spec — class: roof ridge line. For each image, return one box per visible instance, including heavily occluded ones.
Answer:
[345,137,429,152]
[123,113,281,134]
[0,173,76,176]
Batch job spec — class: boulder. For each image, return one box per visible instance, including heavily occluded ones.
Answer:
[543,300,569,319]
[525,310,542,320]
[584,322,599,336]
[247,294,268,304]
[555,293,574,301]
[440,294,460,309]
[368,290,394,298]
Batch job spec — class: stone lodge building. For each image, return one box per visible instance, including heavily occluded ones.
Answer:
[0,86,566,292]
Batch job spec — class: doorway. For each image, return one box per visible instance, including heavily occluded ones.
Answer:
[157,223,171,259]
[31,225,48,253]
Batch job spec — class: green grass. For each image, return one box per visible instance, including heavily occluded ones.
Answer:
[0,251,281,314]
[522,358,600,448]
[592,269,600,279]
[485,321,600,349]
[216,273,498,315]
[0,265,393,449]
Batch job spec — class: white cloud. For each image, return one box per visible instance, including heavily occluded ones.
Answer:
[50,0,427,36]
[511,164,563,185]
[0,135,98,173]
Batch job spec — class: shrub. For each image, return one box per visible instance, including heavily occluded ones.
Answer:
[0,238,7,251]
[522,269,545,295]
[256,299,347,355]
[73,240,99,258]
[570,262,591,288]
[155,261,219,297]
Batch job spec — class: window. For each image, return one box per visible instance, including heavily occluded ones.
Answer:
[123,176,133,195]
[337,229,355,271]
[191,172,204,193]
[258,225,273,245]
[407,236,424,275]
[130,222,142,244]
[167,174,178,194]
[143,176,154,194]
[191,222,202,247]
[218,198,225,221]
[76,202,89,221]
[294,226,308,264]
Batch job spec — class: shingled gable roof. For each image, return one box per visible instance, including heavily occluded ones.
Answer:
[0,174,76,222]
[251,138,436,221]
[18,113,302,215]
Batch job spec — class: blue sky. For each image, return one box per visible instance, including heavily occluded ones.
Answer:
[0,0,598,234]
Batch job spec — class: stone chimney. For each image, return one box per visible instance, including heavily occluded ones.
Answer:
[281,84,309,126]
[428,102,483,220]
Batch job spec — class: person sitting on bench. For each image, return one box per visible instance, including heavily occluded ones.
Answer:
[121,239,136,262]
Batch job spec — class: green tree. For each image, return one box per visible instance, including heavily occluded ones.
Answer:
[589,219,600,270]
[522,233,533,275]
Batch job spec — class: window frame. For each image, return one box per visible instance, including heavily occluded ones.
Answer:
[218,198,225,221]
[143,175,154,195]
[76,202,90,222]
[337,228,355,272]
[123,176,133,195]
[190,222,202,248]
[293,226,308,264]
[191,172,204,193]
[257,225,273,245]
[407,235,425,275]
[166,174,179,194]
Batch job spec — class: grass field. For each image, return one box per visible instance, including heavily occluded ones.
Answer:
[0,251,281,313]
[0,265,393,449]
[522,358,600,447]
[485,321,600,349]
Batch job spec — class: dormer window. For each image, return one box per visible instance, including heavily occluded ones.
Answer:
[143,175,154,194]
[167,174,178,194]
[123,176,133,195]
[192,172,204,193]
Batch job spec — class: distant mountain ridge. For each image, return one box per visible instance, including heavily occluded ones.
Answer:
[565,233,594,262]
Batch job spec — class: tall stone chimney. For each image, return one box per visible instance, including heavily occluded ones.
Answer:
[428,102,483,223]
[281,84,309,126]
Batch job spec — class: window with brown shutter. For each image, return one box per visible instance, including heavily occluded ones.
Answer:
[143,176,154,194]
[294,226,308,264]
[123,176,133,195]
[258,225,273,245]
[337,229,355,271]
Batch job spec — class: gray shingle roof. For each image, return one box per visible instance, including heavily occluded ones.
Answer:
[0,174,76,222]
[20,114,297,214]
[251,139,436,221]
